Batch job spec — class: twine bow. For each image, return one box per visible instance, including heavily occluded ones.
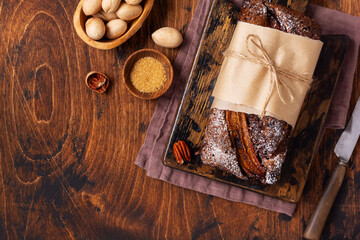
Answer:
[223,34,313,117]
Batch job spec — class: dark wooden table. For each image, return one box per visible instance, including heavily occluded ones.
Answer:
[0,0,359,239]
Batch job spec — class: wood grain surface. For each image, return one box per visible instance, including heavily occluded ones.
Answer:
[0,0,359,239]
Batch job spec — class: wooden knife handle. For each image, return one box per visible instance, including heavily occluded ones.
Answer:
[303,161,347,240]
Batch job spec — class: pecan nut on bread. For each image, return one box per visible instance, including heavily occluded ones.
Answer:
[201,0,322,184]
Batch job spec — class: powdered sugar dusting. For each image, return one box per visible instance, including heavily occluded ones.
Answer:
[201,109,245,179]
[263,116,288,157]
[201,109,290,184]
[248,115,288,159]
[263,153,286,184]
[247,115,289,184]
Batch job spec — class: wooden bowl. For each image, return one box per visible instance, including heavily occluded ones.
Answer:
[73,0,154,50]
[123,49,173,100]
[85,71,109,93]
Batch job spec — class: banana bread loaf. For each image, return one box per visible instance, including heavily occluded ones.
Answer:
[201,0,321,184]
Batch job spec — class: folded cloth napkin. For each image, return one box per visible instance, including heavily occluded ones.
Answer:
[135,0,360,216]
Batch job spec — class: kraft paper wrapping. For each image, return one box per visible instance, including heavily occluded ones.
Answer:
[212,22,323,126]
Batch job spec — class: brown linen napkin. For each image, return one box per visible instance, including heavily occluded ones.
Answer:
[307,5,360,128]
[135,0,360,216]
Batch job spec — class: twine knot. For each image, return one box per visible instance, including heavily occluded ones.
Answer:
[223,34,313,117]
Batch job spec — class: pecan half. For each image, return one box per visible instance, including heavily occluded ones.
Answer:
[173,140,191,165]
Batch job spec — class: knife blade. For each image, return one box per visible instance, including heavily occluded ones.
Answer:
[304,95,360,240]
[334,96,360,161]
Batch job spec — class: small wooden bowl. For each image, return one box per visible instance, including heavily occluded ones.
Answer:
[73,0,154,50]
[85,71,110,93]
[123,49,173,100]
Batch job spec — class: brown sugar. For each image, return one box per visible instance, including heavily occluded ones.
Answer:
[130,57,167,93]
